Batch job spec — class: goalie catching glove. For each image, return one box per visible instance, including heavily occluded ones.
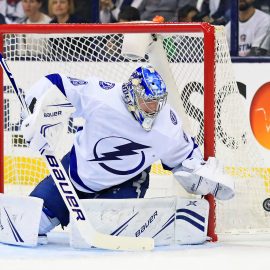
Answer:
[173,157,235,200]
[21,85,75,152]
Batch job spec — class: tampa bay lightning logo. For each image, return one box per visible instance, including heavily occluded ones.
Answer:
[99,81,115,90]
[170,110,177,125]
[67,77,88,86]
[89,136,151,175]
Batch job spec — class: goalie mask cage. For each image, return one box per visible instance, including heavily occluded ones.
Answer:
[0,23,269,242]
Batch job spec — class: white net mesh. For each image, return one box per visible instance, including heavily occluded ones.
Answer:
[2,25,270,236]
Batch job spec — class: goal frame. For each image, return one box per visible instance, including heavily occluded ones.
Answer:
[0,22,216,240]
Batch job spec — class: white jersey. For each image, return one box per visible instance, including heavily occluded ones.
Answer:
[26,74,200,193]
[225,9,270,56]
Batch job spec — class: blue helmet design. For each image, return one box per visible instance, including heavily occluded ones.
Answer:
[122,65,167,131]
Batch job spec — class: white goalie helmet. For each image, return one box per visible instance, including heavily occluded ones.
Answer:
[122,65,167,131]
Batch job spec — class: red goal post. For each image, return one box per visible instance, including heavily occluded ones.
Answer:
[1,23,267,242]
[0,22,215,187]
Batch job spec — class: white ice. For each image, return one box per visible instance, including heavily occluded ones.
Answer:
[1,231,270,270]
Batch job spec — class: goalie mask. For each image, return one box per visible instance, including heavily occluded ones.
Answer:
[122,65,167,131]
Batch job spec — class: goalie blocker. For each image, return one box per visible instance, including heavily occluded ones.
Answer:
[0,195,209,247]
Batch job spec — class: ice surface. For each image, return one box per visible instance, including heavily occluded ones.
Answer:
[1,231,270,270]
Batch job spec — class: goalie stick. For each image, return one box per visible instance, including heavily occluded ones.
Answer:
[0,53,154,251]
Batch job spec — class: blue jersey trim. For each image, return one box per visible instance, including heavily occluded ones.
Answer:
[161,163,173,171]
[186,137,199,159]
[69,146,96,193]
[45,74,66,96]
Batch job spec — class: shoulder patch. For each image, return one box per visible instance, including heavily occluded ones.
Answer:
[67,77,88,86]
[99,81,115,90]
[170,109,177,125]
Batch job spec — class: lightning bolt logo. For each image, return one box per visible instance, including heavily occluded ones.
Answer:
[89,142,150,161]
[89,136,151,175]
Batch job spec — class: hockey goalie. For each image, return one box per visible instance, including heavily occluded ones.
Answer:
[0,63,235,249]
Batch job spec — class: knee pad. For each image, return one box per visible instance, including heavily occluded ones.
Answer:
[39,209,61,235]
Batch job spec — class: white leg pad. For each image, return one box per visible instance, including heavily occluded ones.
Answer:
[175,198,209,244]
[0,194,43,247]
[70,196,209,248]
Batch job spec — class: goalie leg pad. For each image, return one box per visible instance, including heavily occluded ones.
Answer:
[175,197,209,244]
[0,194,43,247]
[69,196,209,248]
[70,197,176,248]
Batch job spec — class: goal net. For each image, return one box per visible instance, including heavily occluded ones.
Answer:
[1,23,269,240]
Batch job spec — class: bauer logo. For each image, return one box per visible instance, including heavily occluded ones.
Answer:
[45,155,86,222]
[170,110,177,125]
[44,111,62,117]
[135,211,158,237]
[89,136,151,175]
[99,81,115,90]
[67,77,88,86]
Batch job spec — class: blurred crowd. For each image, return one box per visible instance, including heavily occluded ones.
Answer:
[0,0,269,56]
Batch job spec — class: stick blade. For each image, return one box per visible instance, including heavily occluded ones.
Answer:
[92,232,154,251]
